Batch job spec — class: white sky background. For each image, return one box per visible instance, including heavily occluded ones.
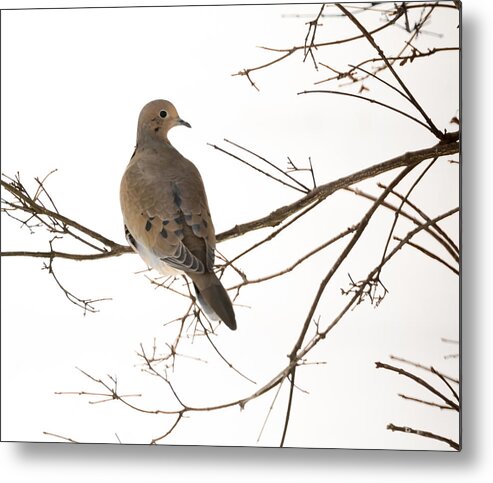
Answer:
[1,1,459,451]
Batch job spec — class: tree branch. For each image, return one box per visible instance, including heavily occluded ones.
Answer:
[390,355,459,384]
[375,362,459,411]
[3,139,458,262]
[1,177,120,249]
[387,423,459,450]
[217,138,459,241]
[298,89,435,133]
[336,3,444,140]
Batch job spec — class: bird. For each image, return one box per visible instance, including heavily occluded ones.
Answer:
[120,99,236,330]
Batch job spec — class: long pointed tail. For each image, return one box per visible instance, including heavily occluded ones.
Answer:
[191,272,236,330]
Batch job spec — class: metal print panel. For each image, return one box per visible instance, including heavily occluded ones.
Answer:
[1,1,460,450]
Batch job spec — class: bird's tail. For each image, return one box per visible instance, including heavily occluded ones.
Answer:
[191,272,236,330]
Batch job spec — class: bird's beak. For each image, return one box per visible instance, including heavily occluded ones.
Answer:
[177,118,191,128]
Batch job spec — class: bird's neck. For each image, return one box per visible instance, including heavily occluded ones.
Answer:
[133,132,182,163]
[136,129,172,149]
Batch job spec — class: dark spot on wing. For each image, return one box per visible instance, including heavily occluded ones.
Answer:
[174,229,184,239]
[160,228,168,238]
[145,220,152,232]
[124,225,137,250]
[174,214,185,225]
[192,224,202,237]
[207,244,215,270]
[154,126,160,132]
[171,182,182,208]
[162,219,169,225]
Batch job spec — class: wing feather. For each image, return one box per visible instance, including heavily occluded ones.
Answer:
[120,152,216,275]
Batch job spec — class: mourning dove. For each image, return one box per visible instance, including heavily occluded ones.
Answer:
[120,99,236,330]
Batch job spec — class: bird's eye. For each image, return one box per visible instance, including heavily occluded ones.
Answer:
[159,110,168,119]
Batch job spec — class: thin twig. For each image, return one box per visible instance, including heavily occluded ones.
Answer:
[387,423,459,450]
[375,157,438,281]
[228,198,324,265]
[398,393,455,410]
[394,237,459,275]
[224,139,310,193]
[230,225,356,290]
[0,248,131,260]
[197,320,257,385]
[43,431,80,443]
[431,367,460,402]
[288,163,419,362]
[280,367,297,447]
[207,143,307,194]
[217,139,459,242]
[390,355,459,384]
[257,380,284,443]
[150,413,184,444]
[375,362,459,411]
[383,185,459,259]
[1,177,118,248]
[303,4,326,68]
[298,89,434,134]
[315,48,460,85]
[346,186,459,263]
[336,3,444,140]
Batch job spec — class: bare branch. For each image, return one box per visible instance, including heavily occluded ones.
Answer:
[230,225,356,290]
[302,4,326,69]
[431,367,460,402]
[0,249,130,261]
[223,139,310,193]
[382,184,459,259]
[207,142,307,194]
[387,423,459,450]
[390,355,459,384]
[346,186,459,263]
[150,413,184,445]
[217,138,459,242]
[43,431,80,443]
[280,367,297,447]
[295,208,459,364]
[257,380,285,443]
[375,362,459,411]
[315,48,460,85]
[336,3,444,140]
[2,138,459,268]
[287,162,419,367]
[298,89,435,134]
[228,198,324,266]
[398,394,455,410]
[394,237,459,275]
[375,157,439,282]
[197,320,257,385]
[1,176,120,249]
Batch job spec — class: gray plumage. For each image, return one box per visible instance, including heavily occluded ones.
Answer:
[120,99,236,330]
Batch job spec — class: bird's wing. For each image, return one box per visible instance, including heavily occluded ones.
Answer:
[120,154,216,274]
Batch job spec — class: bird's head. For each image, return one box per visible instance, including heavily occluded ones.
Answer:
[137,99,191,143]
